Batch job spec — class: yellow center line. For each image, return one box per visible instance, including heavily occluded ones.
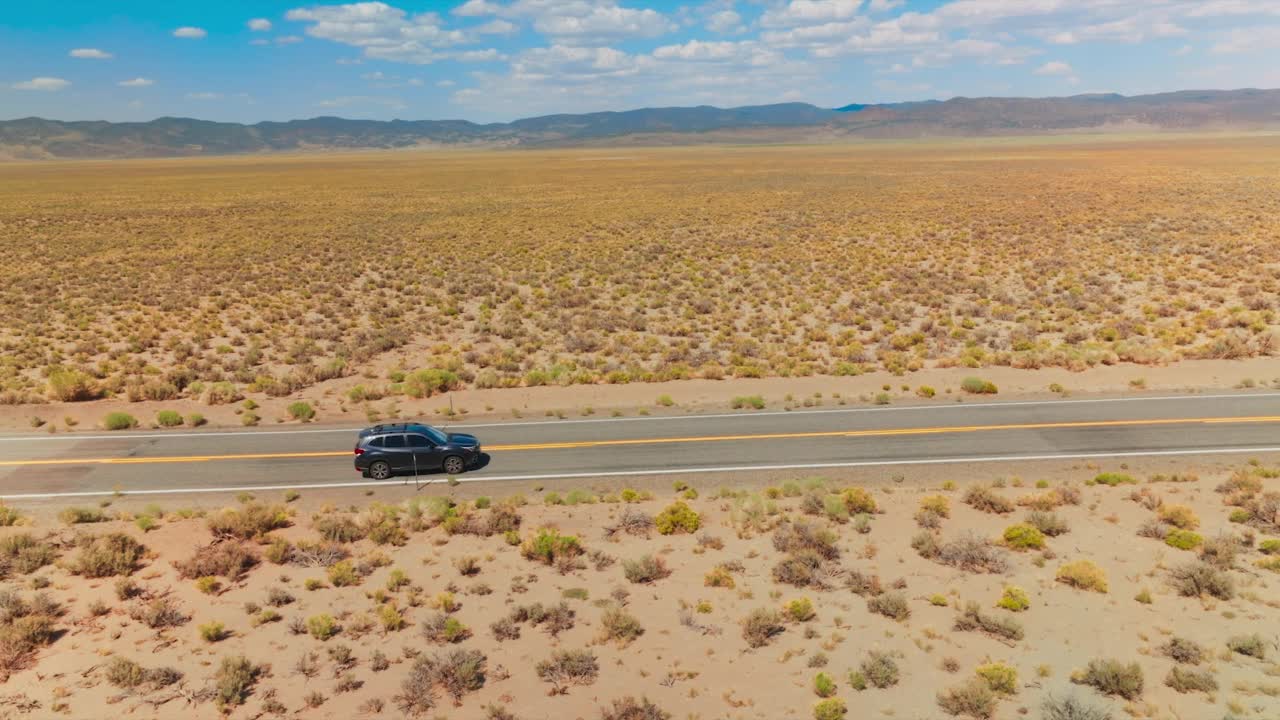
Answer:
[1,415,1278,467]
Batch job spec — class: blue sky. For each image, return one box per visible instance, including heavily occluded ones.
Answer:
[3,0,1279,123]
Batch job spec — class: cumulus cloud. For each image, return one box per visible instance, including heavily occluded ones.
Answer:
[706,10,744,34]
[13,77,70,91]
[1212,25,1280,53]
[70,48,113,59]
[118,77,155,87]
[1034,60,1074,76]
[249,18,273,31]
[287,2,469,63]
[451,0,675,43]
[761,0,864,29]
[186,91,223,100]
[476,19,518,34]
[173,26,208,38]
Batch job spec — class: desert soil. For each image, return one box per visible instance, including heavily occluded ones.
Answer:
[1,462,1278,719]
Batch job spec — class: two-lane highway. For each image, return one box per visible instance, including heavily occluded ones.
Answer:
[3,392,1280,499]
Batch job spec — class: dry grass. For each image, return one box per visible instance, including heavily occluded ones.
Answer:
[5,140,1280,417]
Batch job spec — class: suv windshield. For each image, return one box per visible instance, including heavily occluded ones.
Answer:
[422,425,448,445]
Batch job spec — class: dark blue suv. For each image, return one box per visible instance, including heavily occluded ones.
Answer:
[353,422,482,479]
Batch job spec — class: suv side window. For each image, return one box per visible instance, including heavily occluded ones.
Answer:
[407,434,433,448]
[369,436,385,448]
[383,434,406,448]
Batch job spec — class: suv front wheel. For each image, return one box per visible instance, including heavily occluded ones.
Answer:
[442,456,466,475]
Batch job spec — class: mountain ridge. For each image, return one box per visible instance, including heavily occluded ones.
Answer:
[4,88,1279,159]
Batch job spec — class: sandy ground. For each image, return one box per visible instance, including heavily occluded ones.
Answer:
[3,357,1280,434]
[2,463,1278,719]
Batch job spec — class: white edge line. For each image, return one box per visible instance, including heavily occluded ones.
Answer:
[5,445,1280,501]
[2,392,1279,443]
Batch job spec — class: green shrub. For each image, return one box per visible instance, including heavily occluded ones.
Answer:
[860,651,900,689]
[521,529,583,568]
[1072,659,1143,699]
[960,377,998,394]
[535,648,599,693]
[996,586,1030,612]
[195,576,221,594]
[185,413,206,427]
[287,401,315,421]
[1056,560,1108,593]
[741,608,785,648]
[937,680,997,718]
[1089,472,1136,486]
[1157,504,1199,530]
[199,621,227,642]
[841,487,878,514]
[327,560,359,587]
[814,672,837,698]
[784,597,815,622]
[731,395,766,410]
[813,698,847,720]
[307,614,339,640]
[600,607,644,645]
[866,592,910,621]
[47,367,98,402]
[59,507,107,525]
[1164,529,1203,551]
[155,410,183,427]
[1165,666,1217,694]
[214,656,260,711]
[975,663,1018,695]
[103,412,138,431]
[1002,523,1045,550]
[623,555,670,584]
[206,503,289,540]
[70,533,146,577]
[1227,634,1267,659]
[920,495,951,517]
[654,501,700,535]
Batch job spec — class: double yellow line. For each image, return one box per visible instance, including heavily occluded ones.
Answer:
[1,415,1278,467]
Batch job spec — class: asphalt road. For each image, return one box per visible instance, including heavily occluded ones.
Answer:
[3,392,1280,499]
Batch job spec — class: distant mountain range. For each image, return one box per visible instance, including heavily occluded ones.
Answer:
[4,89,1279,159]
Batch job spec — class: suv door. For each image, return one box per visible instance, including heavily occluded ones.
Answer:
[406,433,441,474]
[379,434,413,472]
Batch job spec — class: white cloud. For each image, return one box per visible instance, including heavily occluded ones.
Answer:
[476,19,518,35]
[118,77,155,87]
[867,0,903,11]
[761,0,864,29]
[1212,26,1280,53]
[287,2,469,63]
[186,91,223,100]
[706,10,744,34]
[173,26,208,39]
[276,35,305,44]
[437,79,456,87]
[531,5,676,43]
[1034,60,1073,76]
[70,48,113,59]
[249,18,273,31]
[12,77,70,91]
[457,48,507,61]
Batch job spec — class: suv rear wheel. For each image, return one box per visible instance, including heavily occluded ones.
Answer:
[368,461,392,480]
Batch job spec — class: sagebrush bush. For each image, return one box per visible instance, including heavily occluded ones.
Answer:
[1072,659,1143,700]
[784,597,816,622]
[1002,523,1045,550]
[1165,666,1217,694]
[70,533,145,578]
[1040,694,1111,720]
[623,555,670,584]
[1168,560,1233,599]
[654,501,700,535]
[860,651,900,689]
[206,503,289,540]
[937,680,997,718]
[306,614,339,640]
[1157,504,1199,530]
[536,648,599,694]
[174,541,257,580]
[601,697,671,720]
[954,602,1024,641]
[963,486,1014,514]
[1164,529,1203,550]
[1090,473,1136,487]
[1227,634,1267,659]
[961,377,998,394]
[866,592,910,621]
[1160,637,1204,665]
[975,663,1018,695]
[741,608,785,648]
[214,656,260,712]
[1056,560,1108,593]
[996,586,1030,612]
[812,698,847,720]
[599,607,643,645]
